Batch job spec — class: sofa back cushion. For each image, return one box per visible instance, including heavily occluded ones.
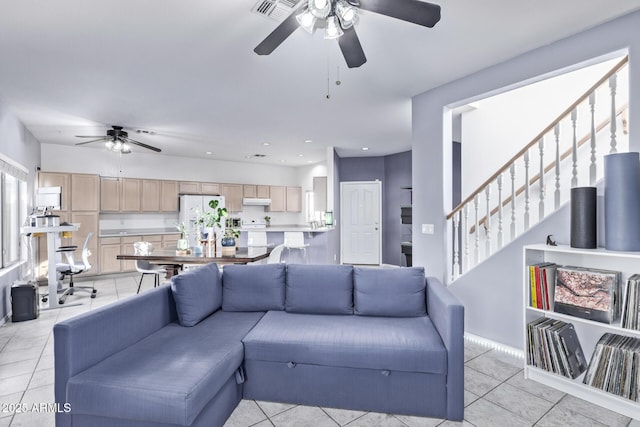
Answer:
[354,267,426,317]
[170,263,222,326]
[222,264,286,311]
[286,265,353,314]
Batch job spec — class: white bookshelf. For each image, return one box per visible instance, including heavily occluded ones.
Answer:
[523,244,640,420]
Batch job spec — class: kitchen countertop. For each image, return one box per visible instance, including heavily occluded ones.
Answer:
[240,225,335,233]
[99,228,181,237]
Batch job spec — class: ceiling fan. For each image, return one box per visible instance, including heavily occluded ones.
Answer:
[75,126,161,154]
[254,0,441,68]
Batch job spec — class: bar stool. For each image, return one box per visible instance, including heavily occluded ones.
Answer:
[283,232,309,264]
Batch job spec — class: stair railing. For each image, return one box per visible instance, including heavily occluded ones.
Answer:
[447,56,629,281]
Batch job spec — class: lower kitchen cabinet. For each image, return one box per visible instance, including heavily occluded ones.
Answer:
[162,233,181,249]
[99,238,122,274]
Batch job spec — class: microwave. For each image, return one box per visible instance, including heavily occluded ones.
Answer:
[226,217,242,228]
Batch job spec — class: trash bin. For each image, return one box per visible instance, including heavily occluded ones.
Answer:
[11,281,39,322]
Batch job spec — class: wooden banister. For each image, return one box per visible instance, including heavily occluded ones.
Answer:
[469,103,628,234]
[446,55,628,220]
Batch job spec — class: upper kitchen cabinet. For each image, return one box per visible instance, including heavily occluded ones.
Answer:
[222,184,243,212]
[201,183,221,195]
[70,174,99,211]
[38,172,70,212]
[286,186,302,212]
[141,180,161,212]
[100,177,120,212]
[160,180,179,212]
[257,185,270,199]
[244,185,270,199]
[121,178,141,212]
[179,181,201,194]
[266,186,285,212]
[313,176,327,213]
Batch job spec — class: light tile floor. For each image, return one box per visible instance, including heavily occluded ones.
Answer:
[0,273,638,427]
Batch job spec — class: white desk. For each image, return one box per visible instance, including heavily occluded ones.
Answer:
[21,224,79,309]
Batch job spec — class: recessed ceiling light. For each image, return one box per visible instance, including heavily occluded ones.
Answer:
[280,159,287,163]
[205,151,212,155]
[245,155,252,159]
[262,142,271,146]
[298,154,304,157]
[362,147,369,151]
[304,139,312,143]
[307,160,313,164]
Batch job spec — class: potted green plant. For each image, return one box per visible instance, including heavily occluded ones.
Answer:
[264,215,271,227]
[196,200,228,235]
[221,228,240,247]
[175,221,189,251]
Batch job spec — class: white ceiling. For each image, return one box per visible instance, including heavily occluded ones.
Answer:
[1,0,639,166]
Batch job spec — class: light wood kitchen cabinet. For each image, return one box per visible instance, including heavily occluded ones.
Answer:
[286,186,302,212]
[179,181,201,194]
[243,185,257,198]
[121,235,142,272]
[71,174,99,211]
[162,234,181,249]
[100,177,121,211]
[160,181,179,212]
[243,185,270,199]
[141,180,161,212]
[100,237,121,274]
[121,178,141,212]
[266,186,285,212]
[38,172,70,212]
[257,185,270,198]
[222,184,243,212]
[201,182,221,195]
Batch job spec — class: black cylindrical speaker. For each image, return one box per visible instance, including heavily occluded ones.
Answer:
[605,152,640,251]
[571,186,597,249]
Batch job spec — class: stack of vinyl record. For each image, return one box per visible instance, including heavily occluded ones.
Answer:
[621,275,640,330]
[583,333,640,402]
[527,317,587,379]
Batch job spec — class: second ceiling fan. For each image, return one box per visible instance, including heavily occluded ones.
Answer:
[254,0,441,68]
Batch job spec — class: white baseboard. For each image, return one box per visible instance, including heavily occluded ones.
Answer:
[464,332,525,360]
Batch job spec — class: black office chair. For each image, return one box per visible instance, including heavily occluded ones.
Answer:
[53,232,97,304]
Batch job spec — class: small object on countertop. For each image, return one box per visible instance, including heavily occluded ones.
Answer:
[546,235,557,246]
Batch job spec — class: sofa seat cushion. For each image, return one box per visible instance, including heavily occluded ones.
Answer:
[67,311,264,426]
[242,311,446,375]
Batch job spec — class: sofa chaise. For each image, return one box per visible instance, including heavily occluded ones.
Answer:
[54,263,464,426]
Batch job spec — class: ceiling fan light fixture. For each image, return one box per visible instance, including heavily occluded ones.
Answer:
[308,0,330,19]
[121,143,132,154]
[105,140,114,150]
[296,8,317,34]
[336,0,357,28]
[113,140,123,151]
[324,15,343,39]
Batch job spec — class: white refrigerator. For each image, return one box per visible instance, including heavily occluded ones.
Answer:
[178,195,226,249]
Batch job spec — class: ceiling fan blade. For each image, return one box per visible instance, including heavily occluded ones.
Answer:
[75,135,104,138]
[254,11,300,55]
[339,27,367,68]
[357,0,441,28]
[75,138,107,146]
[124,138,162,153]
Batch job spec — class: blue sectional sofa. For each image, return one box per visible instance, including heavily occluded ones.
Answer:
[54,263,464,426]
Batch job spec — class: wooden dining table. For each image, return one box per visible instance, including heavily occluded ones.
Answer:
[117,246,272,277]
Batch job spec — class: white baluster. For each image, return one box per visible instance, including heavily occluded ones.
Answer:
[524,150,530,230]
[474,194,480,265]
[510,163,516,240]
[589,91,597,185]
[453,211,460,279]
[538,137,545,220]
[554,123,561,209]
[497,173,504,249]
[485,185,491,256]
[463,204,469,273]
[571,108,578,188]
[609,73,617,154]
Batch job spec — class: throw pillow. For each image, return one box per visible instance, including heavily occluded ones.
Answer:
[286,264,353,314]
[354,266,426,317]
[222,264,286,311]
[170,263,222,327]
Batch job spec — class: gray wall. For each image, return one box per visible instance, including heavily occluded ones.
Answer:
[412,10,640,347]
[338,151,412,265]
[0,98,41,323]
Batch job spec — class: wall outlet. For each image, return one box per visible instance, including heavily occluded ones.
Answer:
[422,224,435,234]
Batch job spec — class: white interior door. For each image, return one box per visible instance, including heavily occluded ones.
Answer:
[340,181,381,265]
